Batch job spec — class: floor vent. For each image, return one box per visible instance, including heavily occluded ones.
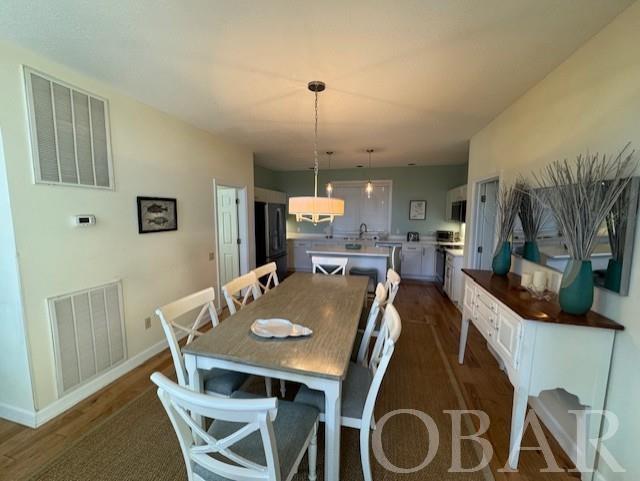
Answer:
[48,281,126,395]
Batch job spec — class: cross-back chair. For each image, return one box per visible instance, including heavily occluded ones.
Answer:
[151,372,319,481]
[156,288,248,396]
[222,271,261,315]
[294,304,402,481]
[311,256,348,275]
[253,262,279,294]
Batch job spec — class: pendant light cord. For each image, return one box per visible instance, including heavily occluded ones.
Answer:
[314,89,319,197]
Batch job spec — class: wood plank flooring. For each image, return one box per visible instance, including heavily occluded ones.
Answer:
[0,280,579,481]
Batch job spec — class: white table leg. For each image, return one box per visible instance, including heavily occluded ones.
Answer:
[323,380,342,481]
[458,316,470,364]
[508,385,529,468]
[184,354,204,428]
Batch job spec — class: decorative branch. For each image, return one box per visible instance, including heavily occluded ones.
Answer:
[495,183,524,255]
[516,179,547,242]
[531,143,636,261]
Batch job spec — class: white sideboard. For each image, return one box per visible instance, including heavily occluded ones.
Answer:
[458,270,623,481]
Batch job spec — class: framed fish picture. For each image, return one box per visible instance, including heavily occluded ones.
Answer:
[137,196,177,234]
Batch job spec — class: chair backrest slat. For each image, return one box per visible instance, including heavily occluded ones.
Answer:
[253,262,279,293]
[156,288,219,387]
[311,256,348,275]
[151,373,279,481]
[223,272,261,315]
[356,282,388,365]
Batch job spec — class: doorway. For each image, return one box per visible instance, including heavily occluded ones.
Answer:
[473,178,499,270]
[216,186,241,289]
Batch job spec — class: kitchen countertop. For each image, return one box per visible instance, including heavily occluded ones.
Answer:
[288,234,464,247]
[305,245,390,257]
[445,248,464,257]
[539,243,611,260]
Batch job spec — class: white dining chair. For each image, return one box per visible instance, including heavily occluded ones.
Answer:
[253,262,279,294]
[223,271,286,398]
[385,268,401,305]
[222,271,262,315]
[353,282,388,366]
[295,304,403,481]
[156,288,248,396]
[311,256,348,275]
[151,372,319,481]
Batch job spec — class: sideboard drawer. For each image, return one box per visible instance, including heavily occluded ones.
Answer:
[476,288,498,313]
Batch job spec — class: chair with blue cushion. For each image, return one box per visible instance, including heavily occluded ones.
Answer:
[151,372,319,481]
[156,288,249,397]
[295,304,402,481]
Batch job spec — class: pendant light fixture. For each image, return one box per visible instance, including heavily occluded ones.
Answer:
[288,81,344,225]
[365,149,374,199]
[325,151,334,197]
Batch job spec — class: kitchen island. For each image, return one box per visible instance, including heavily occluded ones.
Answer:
[305,245,390,283]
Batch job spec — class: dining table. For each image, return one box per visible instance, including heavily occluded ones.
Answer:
[183,271,369,481]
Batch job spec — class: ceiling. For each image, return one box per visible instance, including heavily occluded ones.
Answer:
[0,1,633,171]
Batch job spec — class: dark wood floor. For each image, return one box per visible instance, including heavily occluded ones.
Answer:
[0,280,578,481]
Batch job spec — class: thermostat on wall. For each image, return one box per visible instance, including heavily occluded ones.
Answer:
[73,215,96,227]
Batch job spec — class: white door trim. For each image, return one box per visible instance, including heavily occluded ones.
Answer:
[213,179,250,311]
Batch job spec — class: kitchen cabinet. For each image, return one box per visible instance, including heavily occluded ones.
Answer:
[420,245,436,278]
[400,244,422,277]
[289,240,312,271]
[443,252,464,308]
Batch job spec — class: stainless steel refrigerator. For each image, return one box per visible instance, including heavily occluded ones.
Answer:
[254,202,287,279]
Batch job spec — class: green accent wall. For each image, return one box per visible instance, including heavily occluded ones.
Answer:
[255,162,468,236]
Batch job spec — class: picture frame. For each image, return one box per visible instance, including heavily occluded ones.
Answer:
[409,200,426,220]
[137,196,178,234]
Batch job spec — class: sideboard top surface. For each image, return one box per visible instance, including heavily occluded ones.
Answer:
[462,269,624,331]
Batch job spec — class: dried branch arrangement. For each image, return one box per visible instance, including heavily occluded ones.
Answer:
[532,144,636,260]
[606,187,629,261]
[516,179,547,242]
[495,183,524,254]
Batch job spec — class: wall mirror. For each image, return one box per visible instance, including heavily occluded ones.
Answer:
[512,177,640,295]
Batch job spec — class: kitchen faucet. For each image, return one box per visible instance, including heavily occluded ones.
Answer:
[359,223,368,239]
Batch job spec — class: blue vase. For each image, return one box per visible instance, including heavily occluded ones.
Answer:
[492,241,511,276]
[522,241,541,263]
[604,258,622,293]
[559,260,593,315]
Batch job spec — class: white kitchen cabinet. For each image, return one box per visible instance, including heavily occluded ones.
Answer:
[420,245,436,278]
[443,252,464,308]
[401,244,422,277]
[289,240,312,271]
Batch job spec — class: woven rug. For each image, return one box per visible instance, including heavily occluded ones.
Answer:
[29,321,492,481]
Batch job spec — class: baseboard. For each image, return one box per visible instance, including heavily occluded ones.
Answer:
[529,396,578,466]
[0,402,37,428]
[34,336,172,427]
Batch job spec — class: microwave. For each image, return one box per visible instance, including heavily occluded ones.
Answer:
[451,200,467,223]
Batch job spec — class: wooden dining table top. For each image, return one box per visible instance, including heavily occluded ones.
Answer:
[183,272,369,380]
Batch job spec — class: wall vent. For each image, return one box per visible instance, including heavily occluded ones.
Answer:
[48,281,126,395]
[24,66,114,189]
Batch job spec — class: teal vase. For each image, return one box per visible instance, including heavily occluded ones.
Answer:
[604,258,623,293]
[559,260,594,315]
[522,241,541,263]
[492,241,511,276]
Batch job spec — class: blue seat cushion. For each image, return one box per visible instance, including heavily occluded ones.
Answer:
[193,393,318,481]
[202,368,249,396]
[294,362,372,420]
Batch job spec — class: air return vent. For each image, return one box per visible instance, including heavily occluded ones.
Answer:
[48,282,126,395]
[24,67,114,189]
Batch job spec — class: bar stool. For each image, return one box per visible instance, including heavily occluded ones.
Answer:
[349,267,378,295]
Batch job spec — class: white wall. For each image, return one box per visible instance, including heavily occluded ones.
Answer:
[464,3,640,480]
[0,129,36,421]
[0,40,255,411]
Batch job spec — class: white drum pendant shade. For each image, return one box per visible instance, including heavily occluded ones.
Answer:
[288,80,344,225]
[289,196,344,224]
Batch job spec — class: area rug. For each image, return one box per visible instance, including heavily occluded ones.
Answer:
[29,320,492,481]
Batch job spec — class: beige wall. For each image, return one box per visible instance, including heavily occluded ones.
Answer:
[465,3,640,480]
[0,40,254,410]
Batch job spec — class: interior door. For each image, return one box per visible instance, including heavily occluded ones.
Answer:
[476,179,499,270]
[217,186,240,287]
